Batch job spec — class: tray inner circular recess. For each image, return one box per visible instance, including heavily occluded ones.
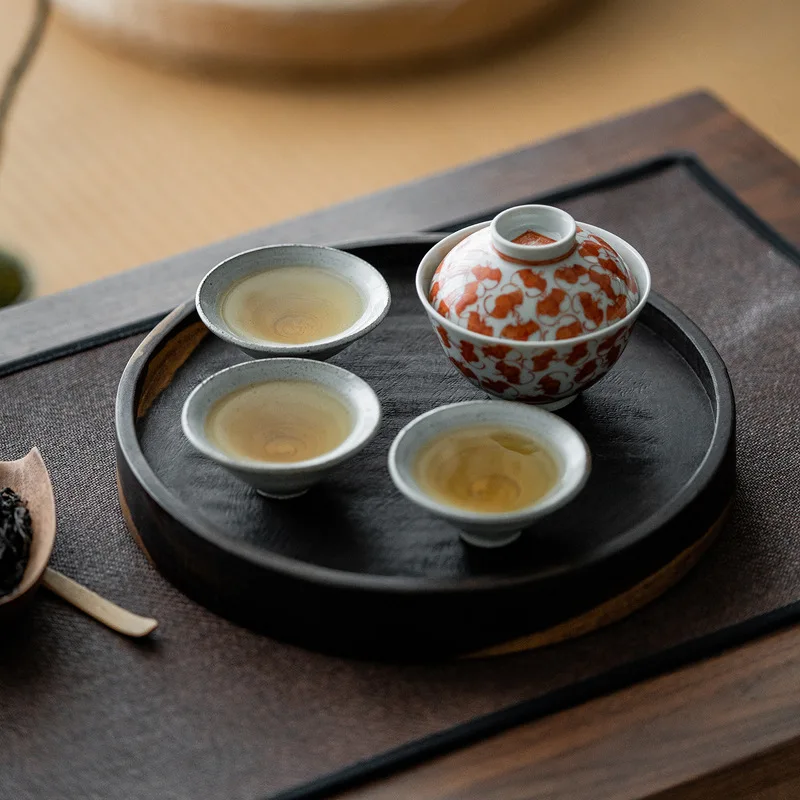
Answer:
[138,321,713,580]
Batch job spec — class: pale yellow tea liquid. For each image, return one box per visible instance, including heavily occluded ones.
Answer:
[206,380,353,463]
[414,425,559,513]
[220,267,364,344]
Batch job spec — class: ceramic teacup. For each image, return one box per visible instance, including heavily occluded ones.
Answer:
[197,244,391,360]
[416,222,651,409]
[182,358,381,498]
[388,400,590,548]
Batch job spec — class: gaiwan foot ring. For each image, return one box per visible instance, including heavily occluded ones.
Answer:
[501,394,578,412]
[535,395,578,411]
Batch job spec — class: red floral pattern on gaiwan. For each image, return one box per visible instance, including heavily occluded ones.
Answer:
[434,320,635,405]
[418,208,651,407]
[430,222,639,342]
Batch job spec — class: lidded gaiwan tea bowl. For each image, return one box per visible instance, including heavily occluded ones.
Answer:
[417,205,651,409]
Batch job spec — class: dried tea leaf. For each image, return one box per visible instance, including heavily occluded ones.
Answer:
[0,487,32,596]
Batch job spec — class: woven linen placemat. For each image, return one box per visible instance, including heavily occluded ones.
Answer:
[1,158,799,800]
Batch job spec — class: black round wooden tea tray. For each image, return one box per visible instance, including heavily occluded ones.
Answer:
[115,235,735,659]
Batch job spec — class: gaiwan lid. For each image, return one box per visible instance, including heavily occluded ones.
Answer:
[430,205,640,342]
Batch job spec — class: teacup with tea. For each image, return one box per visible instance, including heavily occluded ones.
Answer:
[182,358,381,498]
[197,244,391,360]
[389,400,590,548]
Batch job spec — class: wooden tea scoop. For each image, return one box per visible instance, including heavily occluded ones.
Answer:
[0,448,158,637]
[41,568,157,637]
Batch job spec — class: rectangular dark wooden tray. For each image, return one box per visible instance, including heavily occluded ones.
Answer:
[3,93,800,800]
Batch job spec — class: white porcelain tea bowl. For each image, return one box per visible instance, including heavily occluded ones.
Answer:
[416,217,651,409]
[182,358,381,498]
[388,400,590,548]
[197,244,391,360]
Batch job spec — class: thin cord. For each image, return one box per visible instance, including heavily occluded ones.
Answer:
[0,0,51,172]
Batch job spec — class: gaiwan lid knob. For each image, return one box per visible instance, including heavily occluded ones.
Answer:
[430,204,640,342]
[490,205,578,262]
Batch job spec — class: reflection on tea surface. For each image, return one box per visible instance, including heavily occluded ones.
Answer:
[221,267,363,344]
[414,425,558,513]
[206,380,352,463]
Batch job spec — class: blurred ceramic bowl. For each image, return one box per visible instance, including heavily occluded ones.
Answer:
[416,222,651,409]
[54,0,566,71]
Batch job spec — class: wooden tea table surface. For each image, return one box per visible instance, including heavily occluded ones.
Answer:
[2,92,800,799]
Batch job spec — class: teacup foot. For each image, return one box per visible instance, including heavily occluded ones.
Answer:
[257,488,309,500]
[459,529,522,549]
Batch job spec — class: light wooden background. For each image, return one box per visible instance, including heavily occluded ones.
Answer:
[1,0,799,297]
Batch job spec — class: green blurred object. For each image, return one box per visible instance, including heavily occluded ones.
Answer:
[0,249,31,307]
[0,1,50,310]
